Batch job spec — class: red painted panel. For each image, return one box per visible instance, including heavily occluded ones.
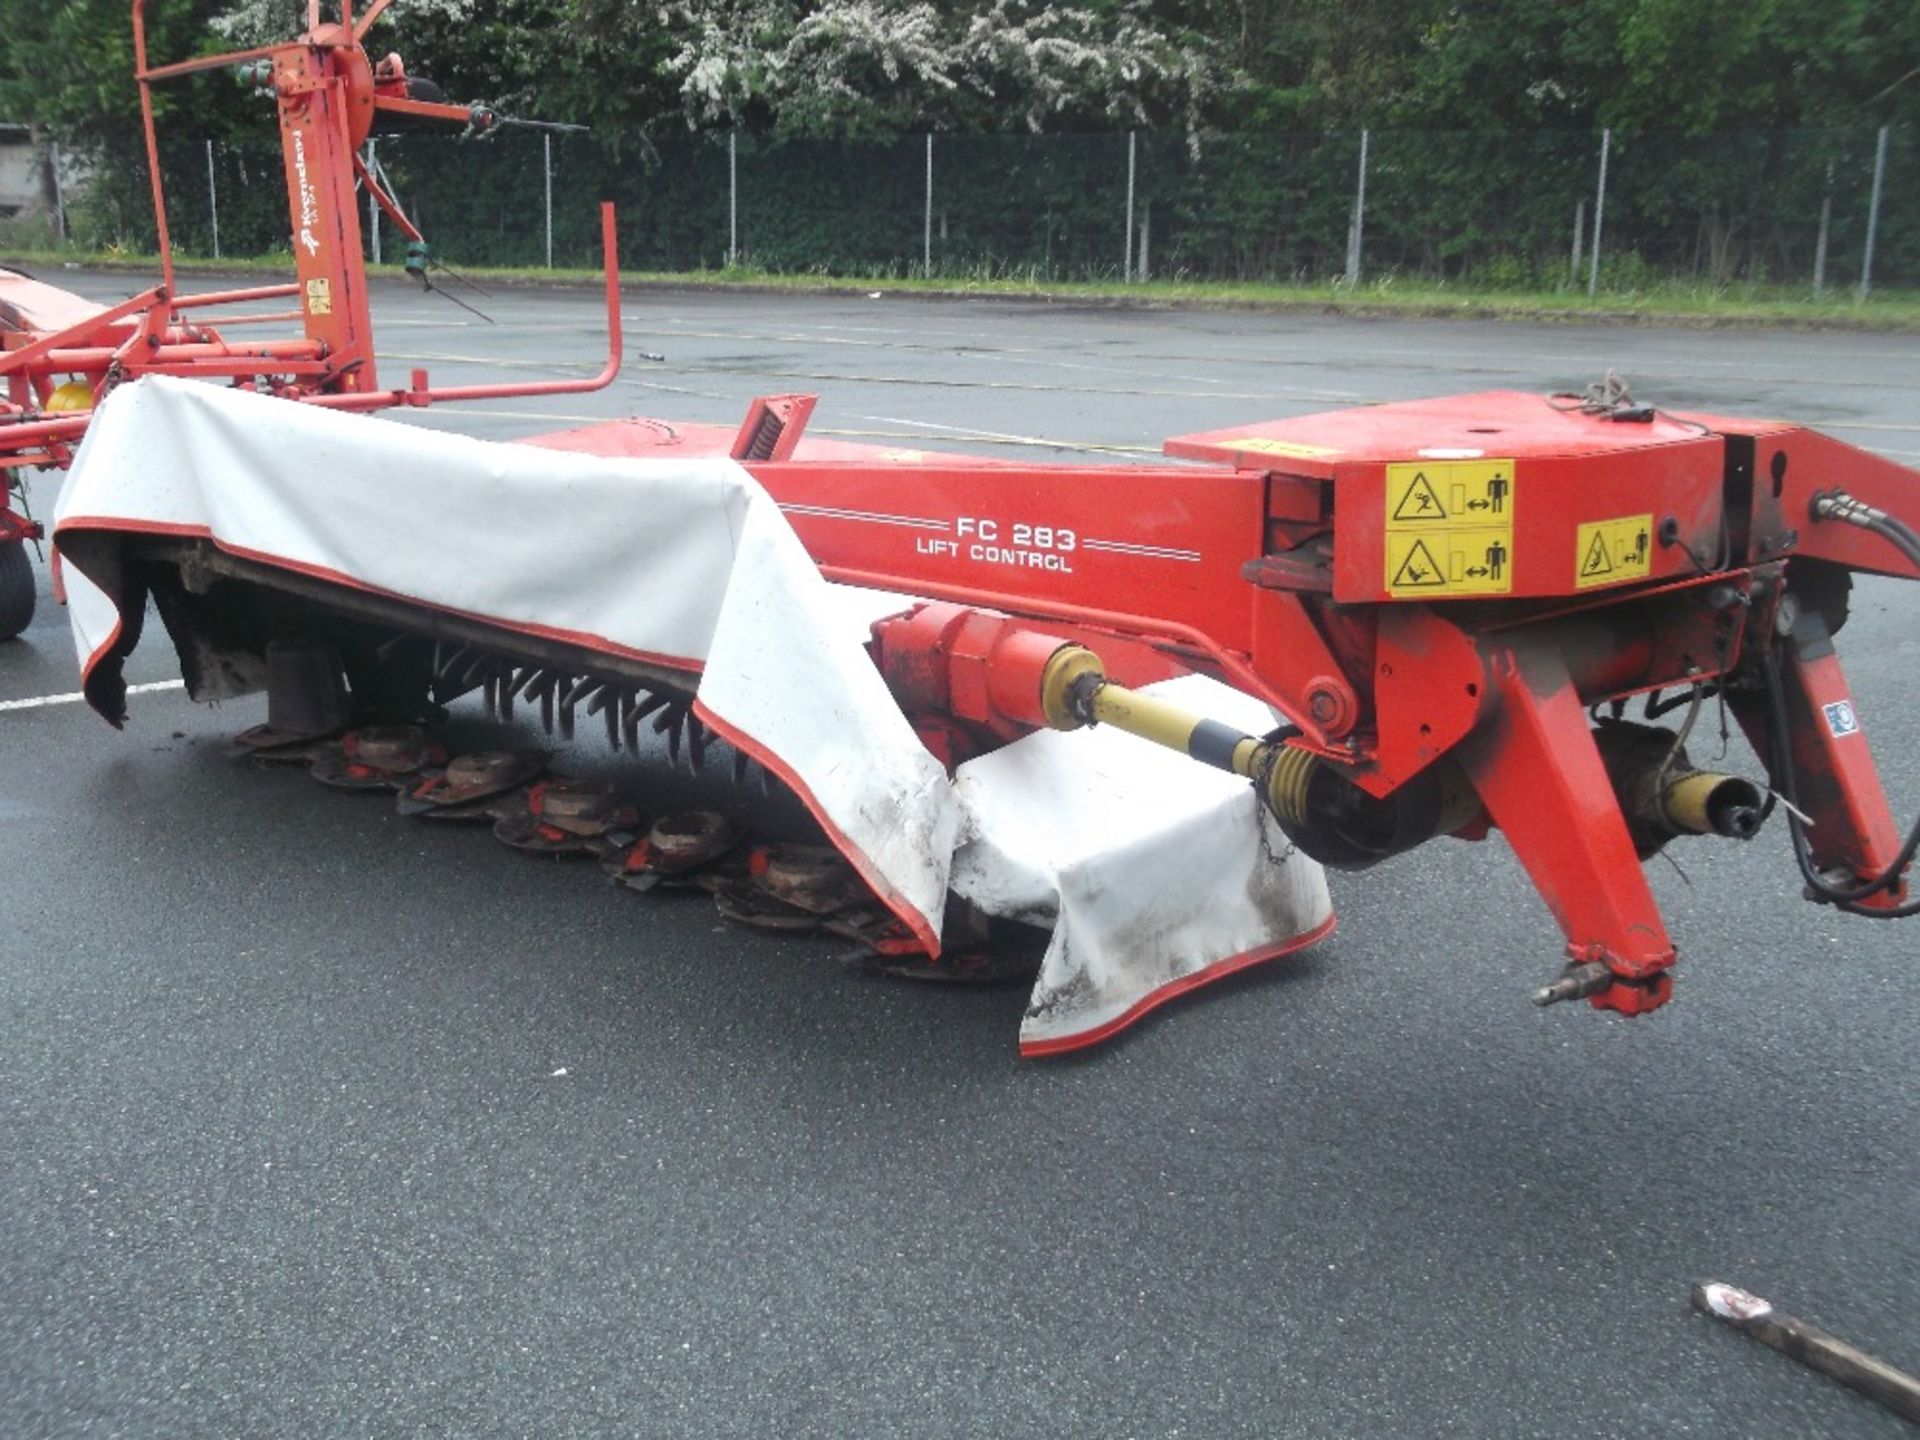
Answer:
[745,461,1268,651]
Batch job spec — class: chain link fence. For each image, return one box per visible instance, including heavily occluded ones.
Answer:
[27,125,1920,295]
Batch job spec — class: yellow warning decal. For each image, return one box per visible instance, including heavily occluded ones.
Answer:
[1574,513,1655,589]
[1386,528,1514,597]
[1384,459,1515,597]
[1226,436,1341,459]
[304,277,332,316]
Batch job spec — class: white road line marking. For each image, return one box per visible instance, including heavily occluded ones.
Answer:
[859,413,1160,457]
[0,678,186,713]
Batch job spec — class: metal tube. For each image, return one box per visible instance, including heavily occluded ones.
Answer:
[0,285,167,379]
[37,338,326,365]
[1813,161,1832,295]
[924,133,932,278]
[1693,1282,1920,1424]
[1124,131,1136,282]
[1347,128,1369,286]
[172,282,302,308]
[206,139,219,259]
[1859,125,1888,302]
[173,311,304,327]
[1663,772,1764,839]
[131,0,177,301]
[1571,197,1584,281]
[728,130,738,267]
[1588,128,1610,297]
[309,201,623,411]
[49,139,65,243]
[1085,680,1262,777]
[543,132,553,269]
[366,141,381,265]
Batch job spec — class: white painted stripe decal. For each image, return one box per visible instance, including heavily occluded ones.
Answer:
[777,503,951,532]
[1080,537,1203,563]
[0,678,186,713]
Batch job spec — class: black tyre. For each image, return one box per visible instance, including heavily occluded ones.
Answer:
[0,539,35,641]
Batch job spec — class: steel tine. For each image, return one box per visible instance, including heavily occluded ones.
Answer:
[499,670,515,721]
[688,714,705,773]
[631,691,671,725]
[732,746,750,787]
[666,709,683,766]
[604,698,620,750]
[375,632,412,661]
[562,674,597,709]
[517,666,547,701]
[586,683,617,718]
[540,675,555,734]
[652,700,684,735]
[437,643,470,679]
[430,637,443,676]
[622,693,642,751]
[460,652,490,688]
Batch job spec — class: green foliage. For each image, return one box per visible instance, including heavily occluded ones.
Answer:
[5,0,1918,286]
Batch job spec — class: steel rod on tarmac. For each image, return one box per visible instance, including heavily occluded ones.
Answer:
[1693,1282,1920,1424]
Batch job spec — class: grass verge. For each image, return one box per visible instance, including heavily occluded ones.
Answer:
[6,246,1919,330]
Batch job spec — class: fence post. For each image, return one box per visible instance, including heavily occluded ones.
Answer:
[206,139,220,259]
[1859,125,1888,302]
[365,140,381,265]
[1346,128,1369,286]
[48,138,66,243]
[1571,198,1584,281]
[1124,130,1137,281]
[1813,160,1833,296]
[1139,200,1151,283]
[728,130,738,267]
[924,134,933,278]
[543,132,554,268]
[1588,128,1610,297]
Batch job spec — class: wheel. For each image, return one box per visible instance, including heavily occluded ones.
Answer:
[0,539,35,641]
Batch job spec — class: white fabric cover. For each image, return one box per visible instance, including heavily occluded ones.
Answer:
[952,675,1335,1054]
[54,377,1335,1052]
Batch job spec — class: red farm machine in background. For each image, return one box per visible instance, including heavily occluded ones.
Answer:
[2,1,1916,1032]
[0,0,622,639]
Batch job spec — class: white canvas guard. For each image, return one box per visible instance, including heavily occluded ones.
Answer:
[951,675,1335,1055]
[54,377,1335,1054]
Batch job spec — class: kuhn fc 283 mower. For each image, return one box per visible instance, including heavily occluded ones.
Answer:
[5,3,1916,1052]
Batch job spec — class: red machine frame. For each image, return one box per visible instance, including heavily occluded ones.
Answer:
[0,0,622,476]
[5,3,1916,1019]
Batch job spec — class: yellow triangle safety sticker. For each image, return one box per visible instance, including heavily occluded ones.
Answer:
[1391,538,1448,587]
[1581,531,1613,577]
[1391,472,1447,522]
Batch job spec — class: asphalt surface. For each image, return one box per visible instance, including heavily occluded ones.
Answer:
[4,275,1919,1438]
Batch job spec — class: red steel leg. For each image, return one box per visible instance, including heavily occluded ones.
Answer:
[1733,615,1907,910]
[1458,636,1677,1000]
